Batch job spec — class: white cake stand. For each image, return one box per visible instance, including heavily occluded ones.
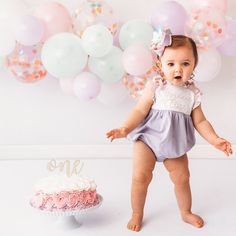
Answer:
[31,194,103,229]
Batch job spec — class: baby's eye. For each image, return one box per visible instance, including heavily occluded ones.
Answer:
[183,62,190,66]
[167,63,174,67]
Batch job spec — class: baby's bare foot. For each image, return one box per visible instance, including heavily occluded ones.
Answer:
[182,211,204,228]
[127,213,143,232]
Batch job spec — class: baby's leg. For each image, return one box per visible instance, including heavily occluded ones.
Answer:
[163,154,204,228]
[127,140,156,232]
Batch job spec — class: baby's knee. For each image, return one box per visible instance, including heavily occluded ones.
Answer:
[170,171,190,185]
[132,171,153,185]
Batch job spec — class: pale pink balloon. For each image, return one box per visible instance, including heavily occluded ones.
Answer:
[122,44,153,76]
[73,72,101,101]
[35,2,73,41]
[192,0,227,14]
[14,15,44,46]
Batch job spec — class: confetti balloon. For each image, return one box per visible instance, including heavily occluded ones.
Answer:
[123,74,148,99]
[5,44,47,83]
[192,0,227,14]
[123,53,163,99]
[185,7,226,50]
[74,0,118,37]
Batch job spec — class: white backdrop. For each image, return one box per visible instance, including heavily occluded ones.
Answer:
[0,0,235,148]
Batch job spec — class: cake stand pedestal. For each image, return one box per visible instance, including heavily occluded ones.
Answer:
[31,194,103,230]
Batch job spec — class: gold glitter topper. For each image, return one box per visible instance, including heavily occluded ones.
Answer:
[47,159,84,177]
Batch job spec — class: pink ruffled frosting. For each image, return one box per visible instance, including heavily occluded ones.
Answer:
[30,190,99,211]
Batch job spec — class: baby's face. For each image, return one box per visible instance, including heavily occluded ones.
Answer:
[160,46,195,86]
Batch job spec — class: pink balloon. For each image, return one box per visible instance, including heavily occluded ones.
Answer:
[150,1,188,35]
[192,0,227,14]
[73,72,101,101]
[35,2,73,41]
[14,15,44,46]
[122,44,153,76]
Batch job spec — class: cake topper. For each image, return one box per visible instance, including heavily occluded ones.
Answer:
[47,159,84,177]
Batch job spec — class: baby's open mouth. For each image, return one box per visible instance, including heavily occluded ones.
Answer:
[174,76,182,80]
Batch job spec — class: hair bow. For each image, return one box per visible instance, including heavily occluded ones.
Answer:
[150,29,172,57]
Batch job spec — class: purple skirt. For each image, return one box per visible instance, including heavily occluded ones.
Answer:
[128,109,195,162]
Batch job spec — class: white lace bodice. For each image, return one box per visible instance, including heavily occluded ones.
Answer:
[152,82,196,115]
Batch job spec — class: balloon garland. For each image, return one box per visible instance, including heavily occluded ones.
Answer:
[0,0,234,104]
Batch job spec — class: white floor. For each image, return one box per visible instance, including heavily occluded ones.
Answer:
[0,158,236,236]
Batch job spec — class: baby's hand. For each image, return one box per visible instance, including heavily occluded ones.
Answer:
[106,127,128,142]
[214,137,233,157]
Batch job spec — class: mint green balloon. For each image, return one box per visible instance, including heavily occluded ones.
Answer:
[119,19,154,50]
[88,46,125,83]
[41,33,88,78]
[82,24,113,57]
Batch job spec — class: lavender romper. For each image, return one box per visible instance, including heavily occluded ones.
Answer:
[128,78,201,162]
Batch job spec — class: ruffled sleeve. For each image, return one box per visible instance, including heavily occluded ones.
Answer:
[188,82,202,110]
[142,76,164,101]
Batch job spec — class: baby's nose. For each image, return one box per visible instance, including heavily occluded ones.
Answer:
[175,66,183,73]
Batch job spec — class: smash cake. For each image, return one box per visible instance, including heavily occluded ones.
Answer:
[30,174,101,211]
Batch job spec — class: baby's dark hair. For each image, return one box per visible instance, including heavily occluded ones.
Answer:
[164,35,198,68]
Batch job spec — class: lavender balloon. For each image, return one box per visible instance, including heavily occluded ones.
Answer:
[14,15,44,46]
[218,38,236,56]
[218,18,236,56]
[150,1,188,35]
[226,18,236,38]
[73,72,101,101]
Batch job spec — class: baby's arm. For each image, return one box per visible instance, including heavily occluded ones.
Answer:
[106,88,154,141]
[191,105,233,156]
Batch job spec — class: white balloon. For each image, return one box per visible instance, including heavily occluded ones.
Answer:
[195,49,222,82]
[98,81,128,106]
